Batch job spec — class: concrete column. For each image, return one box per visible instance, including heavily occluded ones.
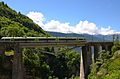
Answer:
[0,47,5,65]
[0,47,4,54]
[80,46,87,79]
[107,45,112,52]
[94,45,99,62]
[102,45,106,50]
[91,46,94,61]
[101,45,110,51]
[12,47,23,79]
[106,45,108,51]
[31,48,35,53]
[87,46,92,70]
[54,47,58,54]
[99,45,102,51]
[80,48,85,79]
[108,45,113,55]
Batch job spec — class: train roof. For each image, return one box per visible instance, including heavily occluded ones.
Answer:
[1,37,85,40]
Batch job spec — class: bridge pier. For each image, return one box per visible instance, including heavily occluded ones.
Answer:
[80,46,92,79]
[54,47,59,54]
[0,47,5,65]
[94,45,100,62]
[102,45,112,51]
[86,46,92,73]
[107,45,112,52]
[12,47,23,79]
[99,45,102,51]
[94,45,109,62]
[80,44,112,79]
[102,45,107,51]
[105,45,108,51]
[80,46,86,79]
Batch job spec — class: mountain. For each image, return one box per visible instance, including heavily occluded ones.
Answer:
[0,2,50,37]
[47,31,114,42]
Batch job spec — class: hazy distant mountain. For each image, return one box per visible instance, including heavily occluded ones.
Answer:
[47,31,114,42]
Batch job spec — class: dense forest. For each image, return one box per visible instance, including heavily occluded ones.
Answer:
[0,2,80,79]
[0,2,50,37]
[88,39,120,79]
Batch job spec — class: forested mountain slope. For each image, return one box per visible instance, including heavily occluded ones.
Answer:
[88,41,120,79]
[0,2,50,37]
[0,2,80,79]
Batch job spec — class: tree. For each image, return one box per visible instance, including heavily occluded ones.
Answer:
[97,50,110,64]
[23,48,50,79]
[65,51,80,77]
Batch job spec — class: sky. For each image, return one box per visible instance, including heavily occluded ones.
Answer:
[1,0,120,35]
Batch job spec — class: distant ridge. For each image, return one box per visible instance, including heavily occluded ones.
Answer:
[47,31,113,42]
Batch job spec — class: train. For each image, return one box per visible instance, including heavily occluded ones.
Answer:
[0,37,86,42]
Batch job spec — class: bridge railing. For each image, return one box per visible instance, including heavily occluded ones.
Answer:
[86,35,114,42]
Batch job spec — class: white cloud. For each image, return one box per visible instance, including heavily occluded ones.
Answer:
[27,11,117,35]
[99,26,115,35]
[44,20,72,33]
[27,12,45,28]
[74,21,98,35]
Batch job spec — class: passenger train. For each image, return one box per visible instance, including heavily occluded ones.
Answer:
[0,37,86,42]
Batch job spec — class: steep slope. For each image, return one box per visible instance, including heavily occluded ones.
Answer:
[88,42,120,79]
[0,2,50,37]
[88,52,120,79]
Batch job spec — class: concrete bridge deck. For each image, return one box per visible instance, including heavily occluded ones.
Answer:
[0,37,113,47]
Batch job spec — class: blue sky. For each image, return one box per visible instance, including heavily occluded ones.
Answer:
[1,0,120,35]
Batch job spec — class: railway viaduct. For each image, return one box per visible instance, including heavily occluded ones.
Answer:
[0,37,113,79]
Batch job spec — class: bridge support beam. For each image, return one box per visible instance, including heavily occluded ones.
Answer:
[0,47,5,65]
[87,46,92,73]
[54,47,58,54]
[94,44,113,63]
[80,46,92,79]
[12,47,23,79]
[94,45,104,62]
[99,45,102,51]
[102,45,112,51]
[107,45,112,52]
[80,46,86,79]
[105,45,108,51]
[94,45,99,62]
[102,45,107,51]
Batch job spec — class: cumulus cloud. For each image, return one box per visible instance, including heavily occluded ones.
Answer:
[99,26,115,35]
[73,21,99,34]
[27,11,116,35]
[27,12,45,28]
[44,20,73,33]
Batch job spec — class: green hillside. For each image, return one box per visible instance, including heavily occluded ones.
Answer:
[0,2,50,37]
[0,2,80,79]
[88,41,120,79]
